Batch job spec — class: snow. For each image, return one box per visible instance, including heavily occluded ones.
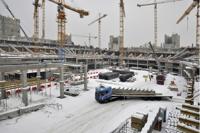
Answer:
[132,112,146,120]
[177,122,199,132]
[141,107,160,133]
[0,69,188,133]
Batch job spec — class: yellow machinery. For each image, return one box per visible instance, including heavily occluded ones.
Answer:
[49,0,89,49]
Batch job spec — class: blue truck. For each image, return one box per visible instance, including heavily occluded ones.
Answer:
[95,85,172,103]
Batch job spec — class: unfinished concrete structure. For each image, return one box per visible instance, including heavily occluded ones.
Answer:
[0,37,199,79]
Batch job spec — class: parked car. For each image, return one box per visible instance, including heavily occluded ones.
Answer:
[64,86,80,96]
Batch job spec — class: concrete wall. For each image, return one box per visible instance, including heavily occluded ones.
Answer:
[0,103,45,121]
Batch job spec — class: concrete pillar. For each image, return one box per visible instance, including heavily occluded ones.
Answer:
[80,62,83,80]
[94,59,97,69]
[149,67,152,73]
[147,60,149,69]
[22,89,28,106]
[0,72,5,81]
[179,62,183,76]
[84,64,88,91]
[86,59,89,67]
[165,62,168,72]
[59,66,65,98]
[36,69,41,91]
[20,70,28,106]
[20,70,27,87]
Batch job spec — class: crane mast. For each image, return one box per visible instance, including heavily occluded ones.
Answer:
[88,14,107,49]
[42,0,45,39]
[33,0,41,42]
[119,0,125,66]
[154,0,158,47]
[98,13,101,49]
[57,1,66,49]
[197,2,200,48]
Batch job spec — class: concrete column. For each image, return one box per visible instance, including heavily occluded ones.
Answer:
[86,59,89,67]
[84,64,88,91]
[80,63,83,80]
[59,66,65,98]
[165,62,168,72]
[20,70,28,106]
[0,72,5,81]
[147,60,149,69]
[36,69,41,91]
[179,62,183,76]
[149,67,152,73]
[94,59,97,69]
[20,70,27,88]
[22,89,28,106]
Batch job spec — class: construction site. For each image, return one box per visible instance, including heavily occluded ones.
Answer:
[0,0,199,133]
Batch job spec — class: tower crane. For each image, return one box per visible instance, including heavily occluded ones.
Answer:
[33,0,41,42]
[137,0,183,47]
[49,0,89,61]
[88,14,107,49]
[71,34,97,46]
[49,0,89,48]
[176,0,200,48]
[119,0,125,66]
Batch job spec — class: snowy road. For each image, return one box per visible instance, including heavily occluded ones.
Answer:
[0,70,187,133]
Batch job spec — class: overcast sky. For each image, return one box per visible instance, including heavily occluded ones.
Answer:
[0,0,196,48]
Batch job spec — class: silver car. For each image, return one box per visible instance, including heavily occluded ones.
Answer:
[64,86,80,96]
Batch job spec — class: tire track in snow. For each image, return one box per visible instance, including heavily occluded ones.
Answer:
[45,101,137,133]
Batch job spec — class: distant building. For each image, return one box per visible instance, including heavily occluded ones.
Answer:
[65,34,73,45]
[108,35,120,51]
[0,15,20,38]
[163,33,180,49]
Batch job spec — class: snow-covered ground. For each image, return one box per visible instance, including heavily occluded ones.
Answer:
[0,69,190,133]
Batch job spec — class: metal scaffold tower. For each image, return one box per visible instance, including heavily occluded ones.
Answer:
[33,0,41,42]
